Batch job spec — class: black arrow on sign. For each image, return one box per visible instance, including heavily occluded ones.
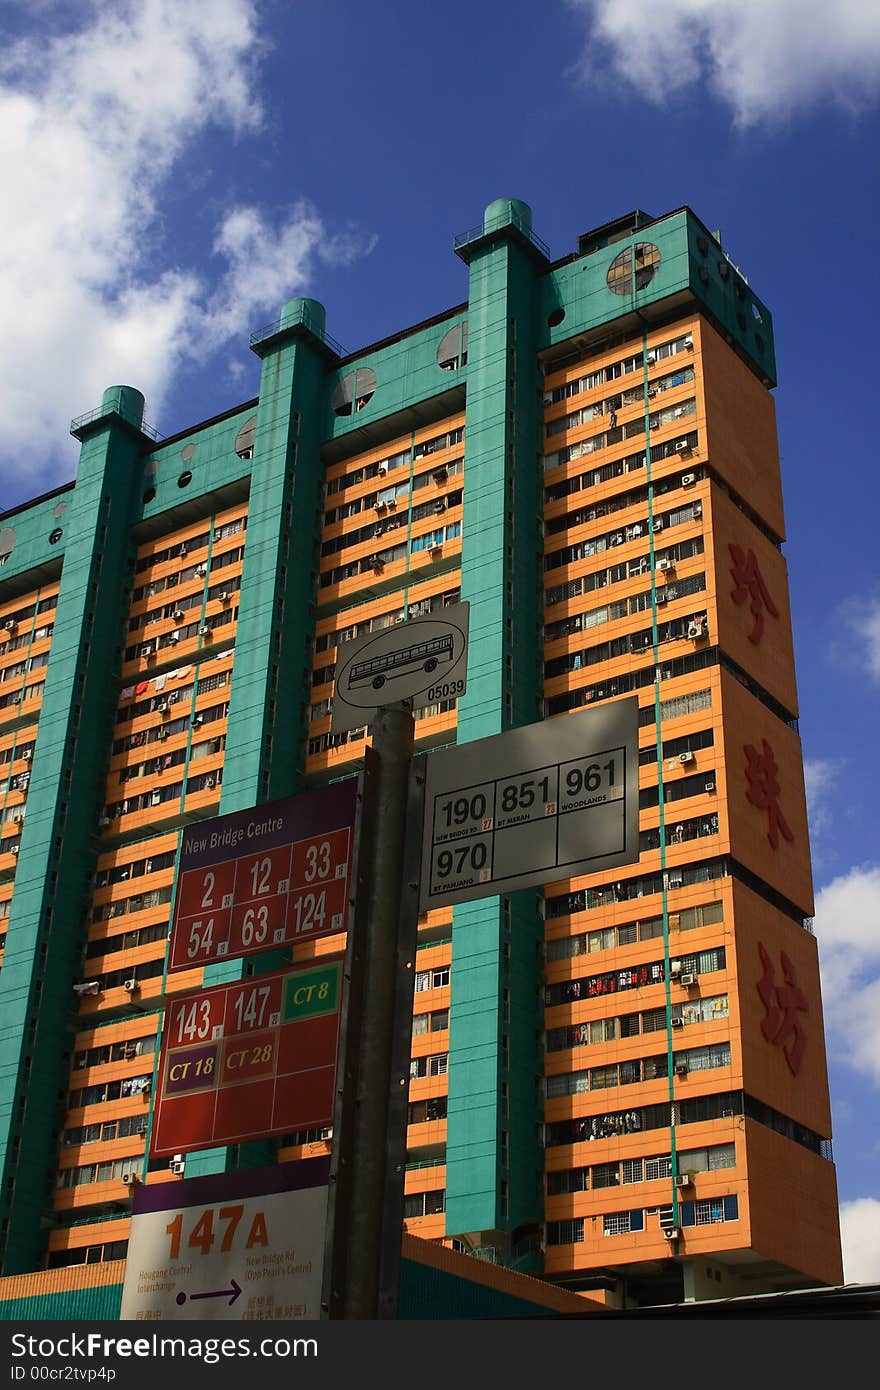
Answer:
[176,1277,242,1307]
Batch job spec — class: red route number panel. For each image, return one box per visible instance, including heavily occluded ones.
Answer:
[169,826,351,972]
[150,961,342,1157]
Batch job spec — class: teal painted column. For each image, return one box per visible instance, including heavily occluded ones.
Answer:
[0,388,148,1273]
[185,299,332,1178]
[445,203,546,1252]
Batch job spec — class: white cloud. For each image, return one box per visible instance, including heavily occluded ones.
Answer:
[814,864,880,1085]
[845,597,880,682]
[0,1,373,494]
[803,758,839,841]
[840,1198,880,1283]
[565,0,880,126]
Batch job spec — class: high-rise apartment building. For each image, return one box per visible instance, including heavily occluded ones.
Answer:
[0,200,842,1309]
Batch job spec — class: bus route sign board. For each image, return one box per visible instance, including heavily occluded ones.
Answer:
[419,698,640,910]
[330,601,469,734]
[151,957,344,1157]
[167,778,358,973]
[121,1158,329,1320]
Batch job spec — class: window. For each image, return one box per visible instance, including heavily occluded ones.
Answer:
[680,1043,731,1072]
[679,901,724,931]
[645,1155,673,1181]
[682,1196,739,1226]
[546,1219,584,1246]
[332,367,377,417]
[606,242,661,295]
[403,1189,445,1218]
[546,1070,590,1098]
[603,1209,644,1235]
[592,1162,620,1189]
[414,966,449,992]
[409,1052,448,1079]
[547,1167,589,1196]
[622,1159,643,1185]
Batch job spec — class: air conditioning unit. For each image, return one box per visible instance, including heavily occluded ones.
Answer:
[657,557,674,572]
[169,633,180,645]
[219,591,230,602]
[157,727,168,741]
[704,780,716,793]
[170,1160,185,1176]
[674,1174,692,1189]
[150,791,162,806]
[679,751,695,765]
[671,1016,684,1028]
[22,749,32,761]
[681,473,696,488]
[136,1121,148,1136]
[432,467,448,483]
[387,497,397,509]
[670,960,683,976]
[173,610,184,621]
[99,815,111,828]
[194,565,207,577]
[675,1061,689,1076]
[3,619,16,631]
[428,542,442,555]
[647,388,657,398]
[667,875,683,889]
[198,625,210,637]
[679,973,697,987]
[11,844,20,855]
[655,589,668,604]
[122,1172,140,1186]
[142,644,155,657]
[320,1127,333,1140]
[684,338,694,351]
[646,352,657,365]
[652,518,663,532]
[692,502,703,519]
[663,1227,680,1240]
[675,439,691,453]
[123,979,139,993]
[123,1044,137,1059]
[376,464,388,476]
[158,701,169,714]
[687,622,706,640]
[374,500,386,512]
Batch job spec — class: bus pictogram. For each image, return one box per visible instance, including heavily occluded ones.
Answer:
[349,634,454,691]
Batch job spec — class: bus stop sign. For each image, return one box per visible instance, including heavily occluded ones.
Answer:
[331,601,469,733]
[419,698,640,910]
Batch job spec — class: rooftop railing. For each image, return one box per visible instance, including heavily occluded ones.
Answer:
[454,213,550,260]
[249,304,346,357]
[69,404,162,441]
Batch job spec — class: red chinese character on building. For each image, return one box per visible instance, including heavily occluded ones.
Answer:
[757,943,808,1075]
[729,542,779,644]
[744,739,794,849]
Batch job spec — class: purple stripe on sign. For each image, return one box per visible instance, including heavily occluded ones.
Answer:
[132,1156,331,1214]
[178,778,358,872]
[163,1043,219,1094]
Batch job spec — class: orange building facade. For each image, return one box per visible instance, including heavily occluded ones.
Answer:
[0,202,842,1308]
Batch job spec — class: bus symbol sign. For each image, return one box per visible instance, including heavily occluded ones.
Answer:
[331,602,469,733]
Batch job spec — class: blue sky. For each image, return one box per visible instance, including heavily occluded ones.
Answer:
[1,0,879,1281]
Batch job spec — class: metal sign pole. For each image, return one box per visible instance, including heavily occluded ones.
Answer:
[323,702,419,1319]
